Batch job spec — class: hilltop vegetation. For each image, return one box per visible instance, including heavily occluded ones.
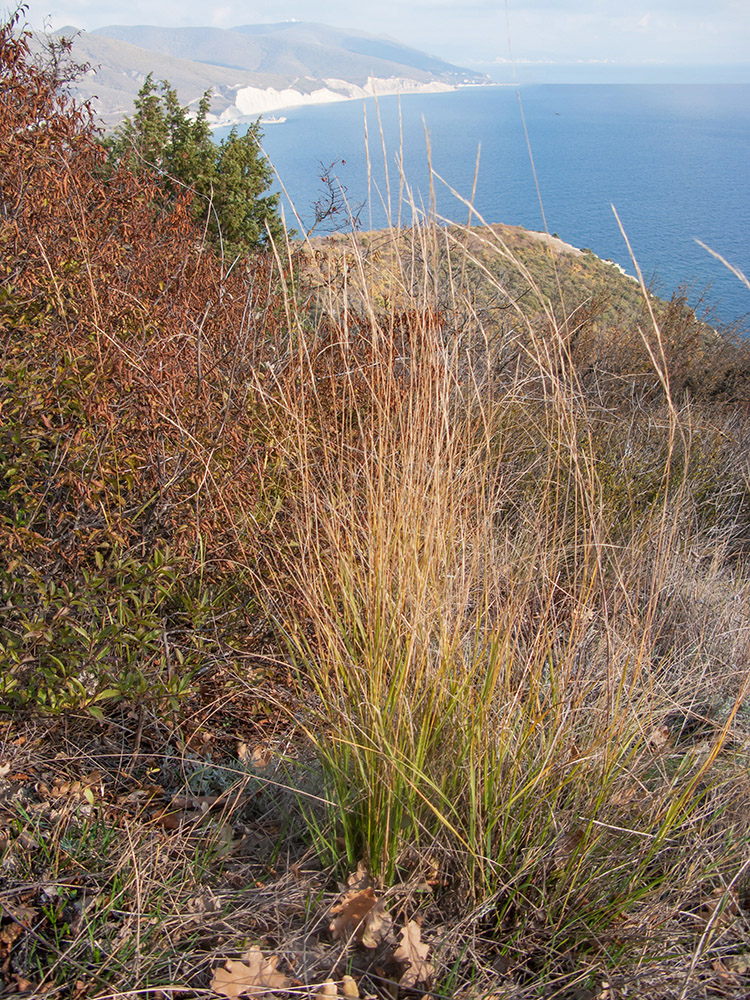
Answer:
[2,12,750,1000]
[104,73,284,256]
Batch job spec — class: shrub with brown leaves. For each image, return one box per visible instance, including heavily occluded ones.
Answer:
[0,11,288,708]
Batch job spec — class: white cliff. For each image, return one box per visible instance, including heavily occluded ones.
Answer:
[218,77,455,124]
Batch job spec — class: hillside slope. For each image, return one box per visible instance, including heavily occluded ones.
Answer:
[92,21,483,83]
[305,221,741,399]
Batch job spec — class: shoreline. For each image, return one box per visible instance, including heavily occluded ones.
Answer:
[521,227,638,282]
[506,226,639,282]
[209,79,499,130]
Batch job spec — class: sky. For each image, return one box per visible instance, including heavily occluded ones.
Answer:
[16,0,750,78]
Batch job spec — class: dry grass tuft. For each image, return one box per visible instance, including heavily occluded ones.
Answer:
[253,204,750,994]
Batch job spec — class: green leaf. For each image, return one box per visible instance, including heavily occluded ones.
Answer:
[94,688,121,701]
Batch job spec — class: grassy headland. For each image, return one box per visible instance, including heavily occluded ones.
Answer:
[2,14,750,1000]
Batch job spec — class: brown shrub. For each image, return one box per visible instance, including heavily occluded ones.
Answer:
[0,12,286,577]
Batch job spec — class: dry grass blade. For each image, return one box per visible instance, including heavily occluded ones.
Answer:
[695,238,750,292]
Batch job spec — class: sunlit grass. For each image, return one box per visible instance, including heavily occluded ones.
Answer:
[253,185,750,986]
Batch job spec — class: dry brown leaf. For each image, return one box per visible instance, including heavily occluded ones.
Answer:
[393,921,434,987]
[211,947,290,998]
[151,807,182,830]
[0,921,24,952]
[648,724,671,749]
[696,886,741,930]
[346,861,371,890]
[118,784,164,805]
[313,976,360,998]
[341,975,359,998]
[18,829,42,851]
[330,888,374,940]
[2,903,37,927]
[725,953,750,974]
[171,793,224,810]
[250,745,273,769]
[357,898,391,948]
[329,888,392,948]
[201,820,237,858]
[548,825,585,872]
[711,959,739,984]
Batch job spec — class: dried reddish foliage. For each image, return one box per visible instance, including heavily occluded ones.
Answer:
[0,12,285,574]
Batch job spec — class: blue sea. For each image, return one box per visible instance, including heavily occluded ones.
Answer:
[216,85,750,328]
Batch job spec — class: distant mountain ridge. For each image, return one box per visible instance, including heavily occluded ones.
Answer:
[91,22,478,82]
[39,21,491,128]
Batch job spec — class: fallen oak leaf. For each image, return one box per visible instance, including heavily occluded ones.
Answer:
[648,724,671,750]
[315,976,360,998]
[341,975,359,998]
[211,947,290,998]
[696,887,741,930]
[330,888,375,942]
[393,920,434,988]
[357,897,391,949]
[0,921,24,952]
[329,888,392,948]
[1,903,37,927]
[345,861,371,890]
[187,819,238,859]
[725,953,750,974]
[117,784,164,805]
[150,807,182,830]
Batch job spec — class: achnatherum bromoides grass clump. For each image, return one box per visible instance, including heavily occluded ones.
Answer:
[254,201,750,985]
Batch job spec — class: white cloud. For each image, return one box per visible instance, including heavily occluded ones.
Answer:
[17,0,750,67]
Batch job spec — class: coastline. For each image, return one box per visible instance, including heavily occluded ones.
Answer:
[511,226,638,282]
[209,79,498,129]
[521,227,640,283]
